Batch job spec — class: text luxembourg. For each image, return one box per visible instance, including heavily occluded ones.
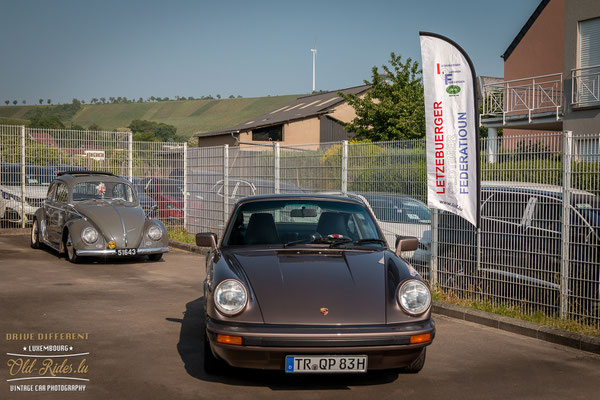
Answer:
[432,102,470,194]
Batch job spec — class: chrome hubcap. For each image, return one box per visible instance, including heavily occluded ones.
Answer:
[31,221,38,243]
[66,237,74,259]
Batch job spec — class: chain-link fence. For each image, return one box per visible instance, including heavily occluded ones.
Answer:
[0,125,185,230]
[1,124,598,328]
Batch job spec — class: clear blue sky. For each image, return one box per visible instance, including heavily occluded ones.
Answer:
[1,0,541,104]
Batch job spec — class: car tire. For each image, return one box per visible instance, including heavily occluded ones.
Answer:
[30,219,41,249]
[400,348,426,374]
[148,253,163,262]
[64,233,80,264]
[203,331,227,375]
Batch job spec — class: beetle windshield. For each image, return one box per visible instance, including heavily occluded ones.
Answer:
[72,181,137,203]
[224,199,383,247]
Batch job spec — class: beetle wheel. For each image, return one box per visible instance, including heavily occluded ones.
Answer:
[64,233,80,264]
[148,253,163,262]
[30,219,40,249]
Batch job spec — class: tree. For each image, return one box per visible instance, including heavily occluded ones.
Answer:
[39,99,43,105]
[339,52,425,141]
[22,100,26,105]
[91,98,98,104]
[216,94,221,99]
[100,97,106,104]
[88,123,102,131]
[128,119,178,142]
[28,115,65,129]
[5,100,9,105]
[12,100,17,105]
[47,99,51,104]
[228,95,235,99]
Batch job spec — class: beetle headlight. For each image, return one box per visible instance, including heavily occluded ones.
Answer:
[214,279,248,316]
[81,227,98,244]
[148,225,162,241]
[397,280,431,315]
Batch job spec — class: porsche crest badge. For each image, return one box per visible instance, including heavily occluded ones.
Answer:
[320,307,329,316]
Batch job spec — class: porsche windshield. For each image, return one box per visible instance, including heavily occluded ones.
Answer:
[72,181,136,202]
[225,199,383,247]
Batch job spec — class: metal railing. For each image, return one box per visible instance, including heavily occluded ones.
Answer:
[1,124,599,328]
[572,65,600,107]
[481,73,563,124]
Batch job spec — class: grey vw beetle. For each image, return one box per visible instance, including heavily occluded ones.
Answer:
[31,171,169,263]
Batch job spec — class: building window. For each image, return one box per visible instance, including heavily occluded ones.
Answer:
[575,18,600,106]
[252,125,282,141]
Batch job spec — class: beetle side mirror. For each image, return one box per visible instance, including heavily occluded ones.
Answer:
[395,235,419,257]
[196,232,218,251]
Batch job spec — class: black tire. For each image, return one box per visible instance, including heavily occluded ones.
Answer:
[30,219,40,249]
[148,253,163,262]
[64,232,80,264]
[401,348,426,374]
[203,331,226,375]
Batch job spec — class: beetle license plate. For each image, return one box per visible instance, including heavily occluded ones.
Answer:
[285,355,367,373]
[116,248,137,256]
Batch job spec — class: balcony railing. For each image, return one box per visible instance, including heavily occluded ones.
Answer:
[481,73,563,124]
[572,65,600,107]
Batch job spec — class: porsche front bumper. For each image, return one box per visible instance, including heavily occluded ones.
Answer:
[205,318,435,371]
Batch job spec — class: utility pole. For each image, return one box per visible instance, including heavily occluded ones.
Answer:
[311,47,317,92]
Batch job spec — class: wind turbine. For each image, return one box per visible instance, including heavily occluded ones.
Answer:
[310,43,317,93]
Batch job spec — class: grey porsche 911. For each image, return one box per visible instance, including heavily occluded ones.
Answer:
[196,194,435,374]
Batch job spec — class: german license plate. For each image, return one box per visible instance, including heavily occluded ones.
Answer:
[116,248,137,256]
[285,355,367,373]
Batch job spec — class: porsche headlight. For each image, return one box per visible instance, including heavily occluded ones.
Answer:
[81,227,98,244]
[148,225,162,241]
[397,280,431,316]
[214,279,248,316]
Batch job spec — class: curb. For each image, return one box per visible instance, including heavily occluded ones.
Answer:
[168,239,208,255]
[433,301,600,355]
[0,228,29,236]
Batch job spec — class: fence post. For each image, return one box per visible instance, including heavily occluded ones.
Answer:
[127,132,133,182]
[487,128,498,164]
[274,142,280,194]
[430,208,439,286]
[560,130,573,319]
[21,126,26,229]
[341,140,348,194]
[183,142,188,231]
[223,144,229,227]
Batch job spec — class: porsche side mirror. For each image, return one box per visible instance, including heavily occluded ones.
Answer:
[395,235,419,257]
[196,232,218,251]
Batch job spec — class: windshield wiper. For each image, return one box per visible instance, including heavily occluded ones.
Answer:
[283,234,352,248]
[330,238,387,248]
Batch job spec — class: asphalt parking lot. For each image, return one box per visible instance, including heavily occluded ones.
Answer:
[1,234,600,400]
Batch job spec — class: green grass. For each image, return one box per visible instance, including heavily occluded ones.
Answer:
[0,95,301,138]
[432,287,600,338]
[167,227,196,245]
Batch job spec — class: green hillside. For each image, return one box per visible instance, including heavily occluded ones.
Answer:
[0,95,301,138]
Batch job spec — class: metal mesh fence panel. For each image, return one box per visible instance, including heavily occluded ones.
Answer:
[186,145,225,236]
[279,142,342,193]
[347,140,430,275]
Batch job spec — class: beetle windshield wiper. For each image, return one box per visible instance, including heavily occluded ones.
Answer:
[330,238,387,247]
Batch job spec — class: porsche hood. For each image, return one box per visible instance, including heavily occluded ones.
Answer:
[74,200,146,248]
[231,250,387,325]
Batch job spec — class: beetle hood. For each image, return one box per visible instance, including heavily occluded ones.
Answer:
[74,200,146,248]
[231,250,387,325]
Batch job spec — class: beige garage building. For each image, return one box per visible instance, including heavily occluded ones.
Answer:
[194,85,370,147]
